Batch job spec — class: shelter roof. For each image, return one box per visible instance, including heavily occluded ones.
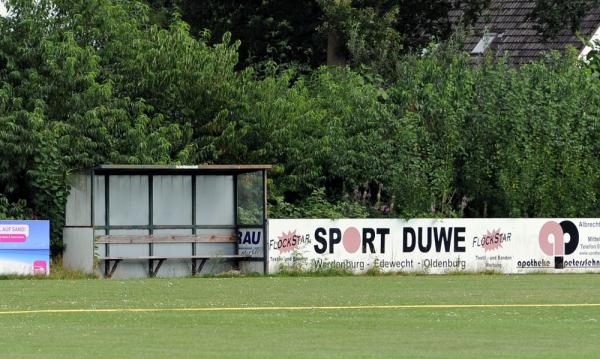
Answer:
[93,164,272,175]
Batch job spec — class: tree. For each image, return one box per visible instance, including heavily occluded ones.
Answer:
[323,0,489,54]
[532,0,600,37]
[151,0,327,70]
[0,0,242,251]
[145,0,491,70]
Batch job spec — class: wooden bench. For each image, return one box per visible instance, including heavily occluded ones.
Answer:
[96,234,252,278]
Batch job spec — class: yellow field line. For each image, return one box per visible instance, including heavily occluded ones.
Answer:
[0,303,599,315]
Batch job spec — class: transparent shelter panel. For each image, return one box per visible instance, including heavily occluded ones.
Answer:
[153,176,192,225]
[95,229,148,258]
[93,175,105,226]
[194,228,236,255]
[109,176,149,225]
[153,243,192,255]
[237,171,264,225]
[93,229,107,257]
[193,243,236,256]
[152,229,193,236]
[194,228,234,235]
[152,229,194,257]
[109,229,150,236]
[196,175,234,225]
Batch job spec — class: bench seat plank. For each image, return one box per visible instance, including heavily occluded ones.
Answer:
[96,234,235,244]
[96,234,255,278]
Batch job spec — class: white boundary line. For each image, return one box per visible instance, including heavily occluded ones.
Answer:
[0,303,599,315]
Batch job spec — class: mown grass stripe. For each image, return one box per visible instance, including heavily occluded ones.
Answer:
[1,303,599,315]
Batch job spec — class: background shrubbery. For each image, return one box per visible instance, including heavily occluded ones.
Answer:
[1,0,600,253]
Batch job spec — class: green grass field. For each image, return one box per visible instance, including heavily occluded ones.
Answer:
[0,274,599,358]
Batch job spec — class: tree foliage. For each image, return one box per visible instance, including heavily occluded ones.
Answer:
[532,0,600,37]
[0,0,242,251]
[145,0,491,70]
[148,0,327,70]
[322,0,489,54]
[146,1,600,71]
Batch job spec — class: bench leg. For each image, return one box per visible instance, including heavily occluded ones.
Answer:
[192,258,208,276]
[149,259,165,278]
[104,259,122,279]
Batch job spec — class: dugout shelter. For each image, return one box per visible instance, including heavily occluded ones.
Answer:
[63,164,270,278]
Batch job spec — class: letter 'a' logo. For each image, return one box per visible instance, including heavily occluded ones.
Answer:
[539,221,579,269]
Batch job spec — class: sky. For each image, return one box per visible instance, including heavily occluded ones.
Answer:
[0,1,6,17]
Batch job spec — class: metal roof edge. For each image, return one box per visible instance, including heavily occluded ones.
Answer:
[96,164,272,170]
[92,164,273,175]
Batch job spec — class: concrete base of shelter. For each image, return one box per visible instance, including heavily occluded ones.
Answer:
[63,227,94,273]
[96,259,263,279]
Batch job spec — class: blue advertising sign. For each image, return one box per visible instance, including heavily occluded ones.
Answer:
[0,220,50,275]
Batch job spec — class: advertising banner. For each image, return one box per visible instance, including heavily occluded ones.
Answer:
[238,228,264,257]
[0,220,50,275]
[267,219,600,274]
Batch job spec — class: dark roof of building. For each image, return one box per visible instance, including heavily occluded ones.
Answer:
[450,0,600,65]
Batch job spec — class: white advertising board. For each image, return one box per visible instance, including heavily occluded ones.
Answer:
[267,219,600,274]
